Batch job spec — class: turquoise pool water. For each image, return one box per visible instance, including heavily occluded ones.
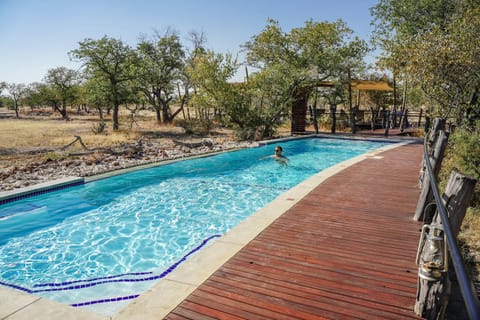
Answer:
[0,137,390,315]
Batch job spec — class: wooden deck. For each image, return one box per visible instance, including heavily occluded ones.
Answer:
[165,142,424,320]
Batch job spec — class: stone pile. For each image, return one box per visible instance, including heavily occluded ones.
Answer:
[0,139,258,192]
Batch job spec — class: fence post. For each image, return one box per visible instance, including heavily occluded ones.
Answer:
[433,170,477,236]
[384,111,390,137]
[417,109,423,128]
[414,130,449,222]
[418,118,445,190]
[330,104,337,134]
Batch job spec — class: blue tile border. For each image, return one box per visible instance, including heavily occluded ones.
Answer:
[0,234,222,307]
[0,178,84,206]
[33,272,154,288]
[71,294,140,307]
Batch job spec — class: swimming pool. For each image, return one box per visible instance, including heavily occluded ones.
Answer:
[0,137,391,316]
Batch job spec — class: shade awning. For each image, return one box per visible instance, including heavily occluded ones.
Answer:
[315,79,394,91]
[350,80,394,91]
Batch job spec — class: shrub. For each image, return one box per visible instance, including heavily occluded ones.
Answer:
[441,122,480,207]
[92,121,106,134]
[176,119,213,136]
[440,122,480,271]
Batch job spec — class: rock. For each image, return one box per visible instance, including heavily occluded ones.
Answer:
[0,139,260,192]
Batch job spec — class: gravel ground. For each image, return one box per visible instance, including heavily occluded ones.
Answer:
[0,138,258,192]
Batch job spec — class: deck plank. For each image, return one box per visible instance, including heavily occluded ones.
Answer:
[165,142,423,320]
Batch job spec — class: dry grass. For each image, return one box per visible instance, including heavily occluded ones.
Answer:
[457,209,480,292]
[0,108,190,150]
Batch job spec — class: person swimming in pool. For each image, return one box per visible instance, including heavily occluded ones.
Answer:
[261,145,288,164]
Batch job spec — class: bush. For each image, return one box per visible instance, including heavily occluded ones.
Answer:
[438,122,480,280]
[176,119,213,136]
[441,123,480,207]
[92,121,106,134]
[44,151,69,161]
[317,114,331,130]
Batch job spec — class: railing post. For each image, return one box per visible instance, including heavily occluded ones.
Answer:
[414,130,449,222]
[418,118,445,190]
[330,104,336,134]
[433,170,477,237]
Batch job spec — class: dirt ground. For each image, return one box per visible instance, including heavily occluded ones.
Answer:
[0,107,247,191]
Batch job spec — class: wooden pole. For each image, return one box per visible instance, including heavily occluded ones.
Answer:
[418,118,446,189]
[348,69,355,134]
[434,170,477,237]
[400,108,408,132]
[415,248,451,319]
[414,130,449,222]
[331,104,337,134]
[400,78,408,132]
[384,110,390,137]
[313,89,319,134]
[393,71,397,125]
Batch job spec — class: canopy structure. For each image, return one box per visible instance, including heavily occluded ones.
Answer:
[350,80,393,91]
[291,79,394,133]
[315,79,394,91]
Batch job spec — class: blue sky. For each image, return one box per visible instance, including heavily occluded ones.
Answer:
[0,0,379,84]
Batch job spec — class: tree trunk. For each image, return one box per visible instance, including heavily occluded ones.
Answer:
[112,105,119,131]
[155,107,162,123]
[14,102,19,119]
[414,130,449,222]
[393,72,397,124]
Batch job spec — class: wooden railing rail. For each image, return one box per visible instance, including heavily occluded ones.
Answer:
[415,127,480,319]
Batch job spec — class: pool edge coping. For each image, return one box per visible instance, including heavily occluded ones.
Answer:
[0,136,416,320]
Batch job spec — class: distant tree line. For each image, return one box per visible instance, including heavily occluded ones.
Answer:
[1,19,371,139]
[3,1,478,138]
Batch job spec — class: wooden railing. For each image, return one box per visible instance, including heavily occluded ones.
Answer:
[415,122,480,319]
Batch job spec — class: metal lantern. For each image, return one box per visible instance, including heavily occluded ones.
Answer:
[416,222,448,281]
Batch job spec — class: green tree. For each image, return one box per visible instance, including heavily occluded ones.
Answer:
[135,29,186,124]
[35,82,62,112]
[83,76,111,121]
[188,50,255,136]
[23,82,45,110]
[43,67,80,119]
[406,7,480,121]
[371,0,480,124]
[70,36,136,130]
[244,19,368,136]
[6,83,27,118]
